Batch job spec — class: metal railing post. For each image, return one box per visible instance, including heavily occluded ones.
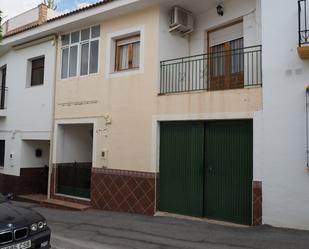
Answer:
[298,0,309,47]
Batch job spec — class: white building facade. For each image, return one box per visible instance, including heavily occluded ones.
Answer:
[258,0,309,230]
[0,5,57,195]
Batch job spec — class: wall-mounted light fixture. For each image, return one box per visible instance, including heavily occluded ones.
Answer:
[217,4,224,16]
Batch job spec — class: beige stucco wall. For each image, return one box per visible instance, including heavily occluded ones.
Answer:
[157,88,262,114]
[54,6,262,173]
[54,7,160,172]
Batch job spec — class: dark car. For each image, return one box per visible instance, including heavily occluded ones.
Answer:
[0,193,51,249]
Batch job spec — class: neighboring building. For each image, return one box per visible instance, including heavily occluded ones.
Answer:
[0,4,58,195]
[1,0,309,231]
[260,0,309,230]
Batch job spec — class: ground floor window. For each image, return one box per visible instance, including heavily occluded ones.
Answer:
[0,140,5,167]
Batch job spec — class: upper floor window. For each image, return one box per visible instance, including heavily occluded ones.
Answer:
[61,25,100,79]
[31,57,45,86]
[115,35,140,71]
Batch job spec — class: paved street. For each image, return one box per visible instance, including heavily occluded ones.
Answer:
[14,202,309,249]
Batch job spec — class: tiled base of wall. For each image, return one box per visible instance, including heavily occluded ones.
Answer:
[50,166,156,214]
[0,167,48,195]
[155,176,160,211]
[252,181,263,226]
[50,166,262,225]
[91,168,156,215]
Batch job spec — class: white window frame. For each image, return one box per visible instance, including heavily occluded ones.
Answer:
[106,25,145,79]
[60,25,100,80]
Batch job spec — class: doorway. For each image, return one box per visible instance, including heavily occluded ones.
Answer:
[159,120,253,225]
[207,21,244,91]
[55,123,93,199]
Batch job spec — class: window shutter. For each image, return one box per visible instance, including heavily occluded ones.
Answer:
[209,22,243,47]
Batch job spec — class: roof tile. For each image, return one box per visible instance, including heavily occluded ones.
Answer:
[3,0,115,39]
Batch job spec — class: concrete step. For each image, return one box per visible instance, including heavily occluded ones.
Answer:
[17,194,47,204]
[40,198,91,211]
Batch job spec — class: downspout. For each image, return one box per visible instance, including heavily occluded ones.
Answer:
[47,34,58,199]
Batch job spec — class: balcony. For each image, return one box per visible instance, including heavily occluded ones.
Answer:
[159,45,262,95]
[0,87,8,117]
[298,0,309,59]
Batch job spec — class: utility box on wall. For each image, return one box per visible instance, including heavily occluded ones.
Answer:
[101,150,108,168]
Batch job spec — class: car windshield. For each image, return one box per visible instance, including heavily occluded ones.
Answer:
[0,194,7,203]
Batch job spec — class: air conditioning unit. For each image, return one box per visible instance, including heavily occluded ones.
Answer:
[169,6,194,36]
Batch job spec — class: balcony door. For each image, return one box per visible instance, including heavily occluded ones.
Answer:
[208,21,244,91]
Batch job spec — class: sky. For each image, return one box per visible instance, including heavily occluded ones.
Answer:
[1,0,99,21]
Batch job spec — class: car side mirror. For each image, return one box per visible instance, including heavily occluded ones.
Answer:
[5,193,14,201]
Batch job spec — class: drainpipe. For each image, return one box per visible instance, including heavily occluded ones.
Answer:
[47,34,58,199]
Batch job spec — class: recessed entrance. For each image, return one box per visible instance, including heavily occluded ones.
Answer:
[20,139,50,195]
[159,120,253,225]
[55,123,93,199]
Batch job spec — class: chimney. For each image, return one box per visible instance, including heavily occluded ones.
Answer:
[38,4,48,24]
[2,4,50,37]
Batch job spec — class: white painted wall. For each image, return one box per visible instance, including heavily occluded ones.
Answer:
[261,0,309,230]
[159,5,189,62]
[0,40,56,176]
[21,140,50,168]
[159,0,260,62]
[55,124,93,164]
[7,7,39,32]
[1,22,8,35]
[191,0,260,55]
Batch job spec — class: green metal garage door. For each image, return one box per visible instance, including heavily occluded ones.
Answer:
[159,122,204,217]
[159,120,253,225]
[204,120,253,225]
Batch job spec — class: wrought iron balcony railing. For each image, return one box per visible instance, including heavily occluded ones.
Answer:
[299,0,309,46]
[160,45,262,95]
